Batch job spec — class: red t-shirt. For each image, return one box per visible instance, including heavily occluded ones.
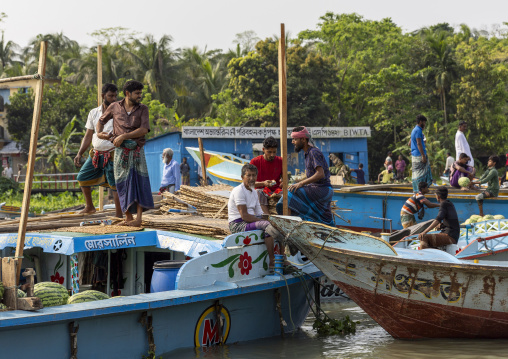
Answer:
[250,155,283,190]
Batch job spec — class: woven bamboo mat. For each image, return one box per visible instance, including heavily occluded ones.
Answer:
[142,214,230,237]
[55,225,143,234]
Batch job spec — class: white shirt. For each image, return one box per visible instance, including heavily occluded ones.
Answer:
[445,156,454,171]
[455,130,474,167]
[228,183,263,222]
[85,106,115,152]
[2,167,12,179]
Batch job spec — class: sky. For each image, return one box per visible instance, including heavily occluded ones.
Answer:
[2,0,508,51]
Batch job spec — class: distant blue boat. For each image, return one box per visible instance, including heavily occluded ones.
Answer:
[0,226,321,357]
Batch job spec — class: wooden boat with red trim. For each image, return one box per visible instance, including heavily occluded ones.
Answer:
[270,215,508,339]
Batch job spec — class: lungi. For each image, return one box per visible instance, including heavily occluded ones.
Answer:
[411,155,433,193]
[276,185,334,226]
[77,149,116,190]
[114,140,154,214]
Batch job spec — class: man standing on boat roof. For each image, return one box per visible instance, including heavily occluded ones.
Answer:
[418,187,460,249]
[410,115,433,193]
[276,126,334,227]
[74,83,123,218]
[455,121,474,170]
[400,182,440,229]
[250,136,283,214]
[160,148,180,194]
[97,80,154,226]
[229,163,285,269]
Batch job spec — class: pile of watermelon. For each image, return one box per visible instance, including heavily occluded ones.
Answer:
[34,282,69,307]
[68,290,110,304]
[0,282,27,310]
[462,214,508,233]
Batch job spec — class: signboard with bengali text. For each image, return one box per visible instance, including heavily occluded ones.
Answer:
[182,127,371,139]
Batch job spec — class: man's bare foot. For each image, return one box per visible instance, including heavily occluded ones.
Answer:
[114,212,123,219]
[79,207,96,214]
[125,219,142,227]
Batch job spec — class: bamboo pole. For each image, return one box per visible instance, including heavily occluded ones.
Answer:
[198,138,207,186]
[97,45,104,211]
[0,74,42,84]
[15,41,47,283]
[278,24,288,215]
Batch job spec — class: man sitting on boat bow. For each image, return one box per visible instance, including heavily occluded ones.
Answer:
[229,164,285,269]
[276,126,334,227]
[418,187,460,250]
[400,181,440,229]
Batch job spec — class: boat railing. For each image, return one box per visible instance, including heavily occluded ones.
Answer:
[460,219,508,242]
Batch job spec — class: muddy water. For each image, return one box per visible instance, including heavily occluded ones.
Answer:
[165,300,508,359]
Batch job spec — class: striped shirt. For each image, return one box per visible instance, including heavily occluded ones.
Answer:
[401,192,426,215]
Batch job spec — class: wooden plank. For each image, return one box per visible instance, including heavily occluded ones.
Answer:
[16,297,43,311]
[339,183,406,193]
[2,258,17,309]
[97,45,104,211]
[15,41,47,283]
[0,74,41,84]
[278,23,288,215]
[198,138,207,186]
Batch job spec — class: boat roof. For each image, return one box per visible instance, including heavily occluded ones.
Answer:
[0,229,223,257]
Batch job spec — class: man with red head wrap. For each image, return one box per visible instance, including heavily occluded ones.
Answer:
[276,126,334,226]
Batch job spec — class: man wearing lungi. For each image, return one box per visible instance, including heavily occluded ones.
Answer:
[97,80,154,226]
[410,114,433,193]
[276,126,334,226]
[75,83,122,217]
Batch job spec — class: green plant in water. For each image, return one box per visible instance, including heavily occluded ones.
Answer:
[312,315,359,336]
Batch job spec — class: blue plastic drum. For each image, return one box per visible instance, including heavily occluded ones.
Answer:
[150,260,186,293]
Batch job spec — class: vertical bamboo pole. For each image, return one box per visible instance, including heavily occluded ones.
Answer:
[278,24,288,215]
[198,138,207,186]
[15,41,47,282]
[97,45,104,210]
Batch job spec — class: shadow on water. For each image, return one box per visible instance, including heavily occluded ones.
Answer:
[163,301,508,359]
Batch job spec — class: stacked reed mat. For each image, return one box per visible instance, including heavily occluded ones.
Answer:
[54,225,143,234]
[141,214,230,237]
[161,185,233,219]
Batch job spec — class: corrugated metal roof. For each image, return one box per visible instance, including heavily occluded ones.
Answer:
[0,141,22,154]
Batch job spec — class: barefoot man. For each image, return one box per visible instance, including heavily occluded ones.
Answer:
[75,83,122,217]
[97,80,154,226]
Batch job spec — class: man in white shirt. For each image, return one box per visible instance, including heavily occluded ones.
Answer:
[455,121,474,168]
[444,152,454,176]
[74,83,122,217]
[2,162,13,179]
[228,164,285,269]
[160,148,180,194]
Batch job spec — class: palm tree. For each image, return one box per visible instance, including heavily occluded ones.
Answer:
[38,116,82,173]
[0,31,20,73]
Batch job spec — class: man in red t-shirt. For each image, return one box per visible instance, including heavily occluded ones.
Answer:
[250,136,283,214]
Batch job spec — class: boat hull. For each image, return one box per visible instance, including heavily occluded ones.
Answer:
[269,216,508,339]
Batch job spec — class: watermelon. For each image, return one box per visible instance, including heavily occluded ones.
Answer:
[0,303,6,310]
[470,215,481,221]
[483,215,495,221]
[34,282,69,307]
[465,219,472,225]
[494,215,505,220]
[68,292,100,304]
[81,290,109,300]
[17,289,26,298]
[458,177,471,187]
[469,218,478,224]
[0,282,4,300]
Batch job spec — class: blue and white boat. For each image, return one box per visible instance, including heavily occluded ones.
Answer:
[0,225,321,357]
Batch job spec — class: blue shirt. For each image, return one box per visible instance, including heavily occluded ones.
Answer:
[351,169,365,184]
[304,147,331,187]
[161,159,181,190]
[411,125,426,157]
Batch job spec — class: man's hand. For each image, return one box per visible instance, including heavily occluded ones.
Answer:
[74,154,82,168]
[263,180,274,187]
[288,182,303,192]
[97,132,112,140]
[113,134,125,147]
[421,155,427,164]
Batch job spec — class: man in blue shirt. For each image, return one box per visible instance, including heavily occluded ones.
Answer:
[410,115,433,193]
[160,148,181,194]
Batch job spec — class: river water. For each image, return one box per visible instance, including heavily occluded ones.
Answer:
[166,300,508,359]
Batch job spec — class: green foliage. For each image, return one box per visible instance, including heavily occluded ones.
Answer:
[313,315,358,336]
[6,82,96,151]
[0,190,102,214]
[0,177,19,192]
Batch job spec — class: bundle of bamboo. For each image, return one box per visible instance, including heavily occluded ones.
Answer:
[160,185,233,219]
[55,225,143,234]
[142,214,230,237]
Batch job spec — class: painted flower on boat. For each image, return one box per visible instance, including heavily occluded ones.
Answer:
[243,236,251,245]
[238,252,252,275]
[274,243,280,255]
[51,272,64,284]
